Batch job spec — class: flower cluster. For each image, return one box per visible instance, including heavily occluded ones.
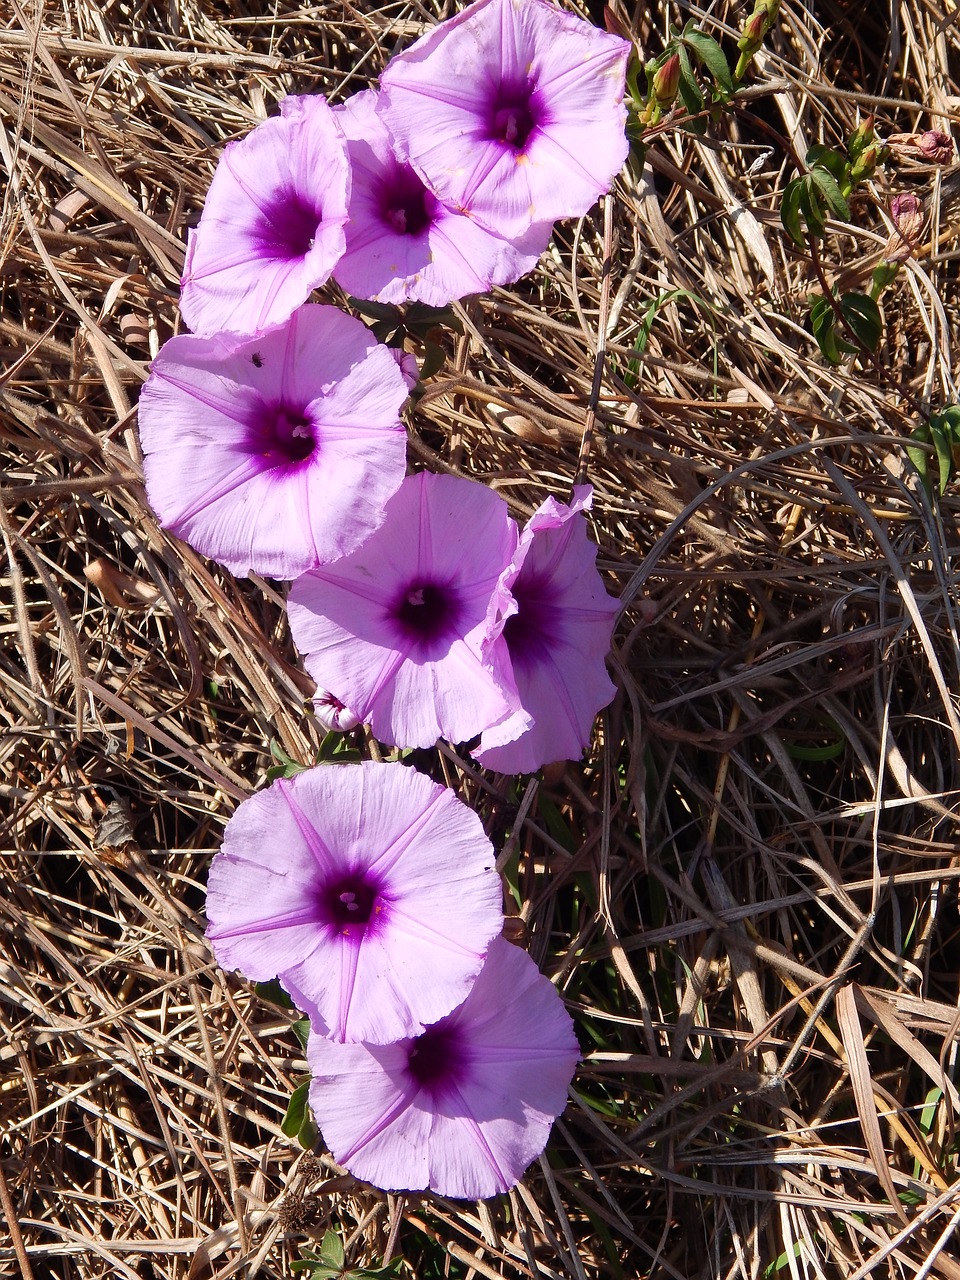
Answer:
[139,0,630,1199]
[206,762,580,1198]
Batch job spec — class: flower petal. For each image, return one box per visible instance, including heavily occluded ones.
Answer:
[205,762,503,1044]
[378,0,630,239]
[180,95,350,336]
[475,486,618,772]
[288,472,520,748]
[307,938,579,1198]
[139,305,408,579]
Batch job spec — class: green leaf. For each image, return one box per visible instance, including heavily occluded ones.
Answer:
[805,144,849,182]
[292,1016,311,1052]
[676,44,705,121]
[780,177,806,247]
[417,340,446,383]
[808,165,851,220]
[253,979,293,1009]
[839,292,882,352]
[681,29,734,94]
[282,1080,310,1139]
[809,295,848,364]
[319,1230,346,1272]
[797,178,826,237]
[930,418,954,494]
[404,301,462,335]
[906,423,932,488]
[266,738,310,782]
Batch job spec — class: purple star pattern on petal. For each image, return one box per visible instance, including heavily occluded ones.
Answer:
[138,304,409,579]
[333,89,549,306]
[287,471,522,749]
[474,486,618,773]
[205,762,504,1044]
[377,0,630,240]
[307,935,580,1198]
[180,96,350,336]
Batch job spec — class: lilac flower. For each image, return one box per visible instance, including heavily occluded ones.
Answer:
[307,936,579,1198]
[333,89,548,306]
[377,0,630,240]
[287,472,522,749]
[180,96,349,337]
[138,304,409,580]
[474,487,618,774]
[205,762,503,1044]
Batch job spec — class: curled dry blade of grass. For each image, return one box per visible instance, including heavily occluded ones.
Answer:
[4,0,960,1277]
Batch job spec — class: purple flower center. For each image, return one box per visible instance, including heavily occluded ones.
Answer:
[252,188,322,260]
[486,81,541,152]
[248,402,317,466]
[407,1021,470,1097]
[390,580,463,655]
[317,869,386,937]
[502,576,561,671]
[379,166,436,237]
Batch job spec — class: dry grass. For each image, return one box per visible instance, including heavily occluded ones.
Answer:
[3,0,960,1276]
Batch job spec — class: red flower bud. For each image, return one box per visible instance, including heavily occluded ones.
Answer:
[653,53,681,104]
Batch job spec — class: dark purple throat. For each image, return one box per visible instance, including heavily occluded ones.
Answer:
[390,580,463,655]
[379,165,436,237]
[407,1021,470,1098]
[253,188,323,260]
[502,575,561,671]
[486,80,541,152]
[315,868,386,938]
[248,402,317,466]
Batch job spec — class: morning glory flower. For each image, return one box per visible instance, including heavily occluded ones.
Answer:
[377,0,630,240]
[287,471,522,749]
[333,89,549,306]
[474,487,618,774]
[205,762,503,1044]
[307,936,580,1198]
[138,304,409,579]
[180,95,350,337]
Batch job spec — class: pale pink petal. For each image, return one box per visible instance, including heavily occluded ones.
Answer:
[139,305,408,579]
[180,95,349,336]
[205,762,502,1044]
[333,88,546,306]
[475,486,618,772]
[307,938,579,1198]
[287,472,520,749]
[378,0,630,239]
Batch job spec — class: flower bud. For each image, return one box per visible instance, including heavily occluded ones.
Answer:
[886,130,954,165]
[847,115,876,162]
[652,53,681,105]
[314,690,360,733]
[849,142,885,184]
[737,8,769,53]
